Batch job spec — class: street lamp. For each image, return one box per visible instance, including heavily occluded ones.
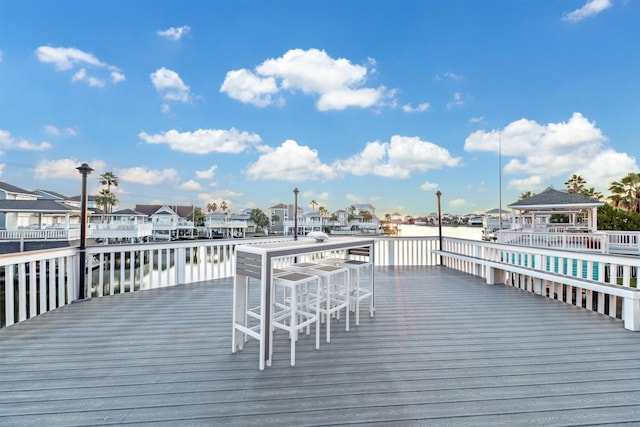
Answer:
[436,190,443,264]
[76,163,93,300]
[293,187,299,240]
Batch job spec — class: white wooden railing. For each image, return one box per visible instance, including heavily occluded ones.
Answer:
[498,230,640,255]
[2,235,638,331]
[0,228,81,241]
[436,238,640,331]
[498,230,608,253]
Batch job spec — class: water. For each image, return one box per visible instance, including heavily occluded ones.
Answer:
[397,224,483,240]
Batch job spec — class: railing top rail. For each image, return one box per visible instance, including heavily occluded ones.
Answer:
[0,246,78,265]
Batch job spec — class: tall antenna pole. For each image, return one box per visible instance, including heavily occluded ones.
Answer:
[499,130,503,230]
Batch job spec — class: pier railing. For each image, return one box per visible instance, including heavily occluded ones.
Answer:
[2,236,638,331]
[436,238,640,331]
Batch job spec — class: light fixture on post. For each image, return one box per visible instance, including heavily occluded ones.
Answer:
[76,163,93,300]
[293,187,299,240]
[436,190,443,265]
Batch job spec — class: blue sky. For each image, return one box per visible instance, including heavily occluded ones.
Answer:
[0,0,638,217]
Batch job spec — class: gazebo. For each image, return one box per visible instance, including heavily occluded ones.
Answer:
[507,187,604,233]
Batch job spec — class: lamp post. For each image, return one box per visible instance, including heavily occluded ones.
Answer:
[436,190,443,264]
[293,187,299,240]
[76,163,93,300]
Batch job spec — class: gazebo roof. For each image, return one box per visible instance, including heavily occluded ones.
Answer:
[508,187,603,211]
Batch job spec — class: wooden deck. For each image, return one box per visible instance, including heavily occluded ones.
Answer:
[2,266,640,426]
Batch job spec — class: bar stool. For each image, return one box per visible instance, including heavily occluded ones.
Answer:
[269,271,320,366]
[244,268,290,343]
[319,257,374,325]
[286,262,349,343]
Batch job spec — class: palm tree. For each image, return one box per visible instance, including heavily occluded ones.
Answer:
[609,172,640,212]
[95,189,117,223]
[207,202,217,213]
[99,171,119,214]
[565,174,586,195]
[310,200,318,213]
[360,210,372,222]
[519,191,532,200]
[220,201,228,215]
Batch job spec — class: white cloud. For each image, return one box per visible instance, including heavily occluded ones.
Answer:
[563,0,612,22]
[0,129,51,151]
[446,92,464,109]
[419,181,439,191]
[44,125,61,136]
[0,50,3,63]
[449,198,467,207]
[111,71,125,83]
[195,165,218,179]
[179,180,202,191]
[219,69,278,107]
[157,25,191,41]
[246,139,335,182]
[72,68,106,87]
[464,112,637,191]
[435,71,463,81]
[334,135,461,179]
[44,125,77,136]
[0,163,5,176]
[402,103,430,113]
[35,46,125,86]
[114,166,179,185]
[150,67,190,102]
[221,48,395,110]
[33,158,107,179]
[139,128,262,154]
[469,116,485,124]
[507,175,545,192]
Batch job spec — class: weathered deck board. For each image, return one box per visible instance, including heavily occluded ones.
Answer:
[1,266,640,426]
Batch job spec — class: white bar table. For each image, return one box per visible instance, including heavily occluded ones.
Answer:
[232,237,375,370]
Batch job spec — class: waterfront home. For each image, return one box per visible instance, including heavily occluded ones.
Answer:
[135,204,197,240]
[204,211,248,238]
[265,203,293,234]
[89,208,153,244]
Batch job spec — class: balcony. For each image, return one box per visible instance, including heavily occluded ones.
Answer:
[1,237,639,425]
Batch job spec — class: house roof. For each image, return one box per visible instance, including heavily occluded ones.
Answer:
[508,187,603,210]
[0,200,80,213]
[33,189,69,200]
[66,195,98,202]
[135,204,195,218]
[0,181,36,196]
[268,203,289,209]
[109,208,147,216]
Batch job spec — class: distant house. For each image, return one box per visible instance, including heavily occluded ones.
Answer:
[0,182,39,229]
[89,208,153,244]
[0,182,85,252]
[134,205,196,240]
[204,211,248,238]
[266,203,295,234]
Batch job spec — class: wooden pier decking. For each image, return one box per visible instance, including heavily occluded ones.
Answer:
[1,266,640,426]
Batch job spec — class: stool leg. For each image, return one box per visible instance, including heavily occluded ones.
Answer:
[290,285,297,366]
